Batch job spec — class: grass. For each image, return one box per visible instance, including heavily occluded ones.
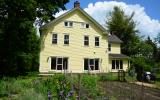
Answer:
[0,73,159,99]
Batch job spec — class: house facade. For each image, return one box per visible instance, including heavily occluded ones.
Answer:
[39,1,129,73]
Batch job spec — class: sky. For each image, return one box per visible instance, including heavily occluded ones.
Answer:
[56,0,160,38]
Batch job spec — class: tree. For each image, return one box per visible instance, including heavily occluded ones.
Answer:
[0,0,69,76]
[145,36,157,60]
[106,6,140,56]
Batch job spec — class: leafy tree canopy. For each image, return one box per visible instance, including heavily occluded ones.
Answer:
[0,0,69,76]
[106,6,140,56]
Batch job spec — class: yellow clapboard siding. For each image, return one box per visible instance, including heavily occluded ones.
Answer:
[39,8,128,73]
[40,10,108,73]
[110,43,121,54]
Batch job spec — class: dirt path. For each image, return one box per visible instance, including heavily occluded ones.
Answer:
[100,81,160,100]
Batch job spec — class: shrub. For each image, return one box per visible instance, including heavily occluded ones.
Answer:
[81,75,100,98]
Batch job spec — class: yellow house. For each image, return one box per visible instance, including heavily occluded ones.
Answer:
[39,1,129,73]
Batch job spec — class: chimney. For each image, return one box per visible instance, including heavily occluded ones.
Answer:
[74,1,80,8]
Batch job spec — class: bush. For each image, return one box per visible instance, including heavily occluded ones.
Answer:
[80,75,100,98]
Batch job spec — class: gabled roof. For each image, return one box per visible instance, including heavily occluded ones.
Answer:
[109,53,129,59]
[40,7,107,34]
[108,34,123,43]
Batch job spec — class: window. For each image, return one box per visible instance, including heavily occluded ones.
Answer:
[95,37,99,46]
[51,57,68,70]
[84,36,89,46]
[108,43,111,51]
[81,23,89,28]
[64,21,73,27]
[112,60,123,70]
[84,58,99,70]
[52,34,57,44]
[64,34,69,45]
[112,60,115,69]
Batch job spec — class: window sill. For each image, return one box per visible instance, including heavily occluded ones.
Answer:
[63,44,69,46]
[95,46,100,48]
[83,45,89,47]
[64,26,73,28]
[51,44,58,45]
[80,28,90,29]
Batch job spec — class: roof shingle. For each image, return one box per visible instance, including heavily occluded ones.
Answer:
[109,53,129,59]
[108,34,123,43]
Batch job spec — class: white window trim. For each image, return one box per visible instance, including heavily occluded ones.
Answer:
[112,59,123,70]
[50,57,69,71]
[52,33,58,44]
[95,36,100,47]
[64,21,73,28]
[84,35,89,46]
[84,58,99,71]
[64,34,69,45]
[81,22,90,29]
[108,43,111,52]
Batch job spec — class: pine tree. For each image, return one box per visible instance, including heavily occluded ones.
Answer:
[106,6,139,56]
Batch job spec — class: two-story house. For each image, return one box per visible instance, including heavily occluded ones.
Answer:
[39,1,129,73]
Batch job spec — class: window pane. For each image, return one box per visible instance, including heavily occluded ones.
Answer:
[63,58,68,70]
[120,60,123,69]
[84,59,88,70]
[64,35,69,39]
[84,36,89,46]
[51,57,56,70]
[95,59,99,70]
[64,41,69,44]
[57,58,62,64]
[90,65,94,70]
[86,24,89,28]
[116,60,119,69]
[64,35,69,45]
[52,34,57,44]
[108,43,111,51]
[84,36,88,40]
[95,42,99,46]
[57,65,62,70]
[69,22,73,27]
[90,59,94,65]
[64,22,68,26]
[84,41,88,46]
[95,37,99,41]
[112,60,115,69]
[95,37,99,46]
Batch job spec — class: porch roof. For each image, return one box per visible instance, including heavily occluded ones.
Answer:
[109,53,129,59]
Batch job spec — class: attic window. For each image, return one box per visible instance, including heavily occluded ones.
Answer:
[81,23,89,28]
[64,21,73,27]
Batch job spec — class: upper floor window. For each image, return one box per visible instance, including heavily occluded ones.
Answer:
[84,36,89,46]
[64,34,69,45]
[52,34,57,44]
[95,37,99,46]
[108,43,111,51]
[64,21,73,27]
[81,23,89,28]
